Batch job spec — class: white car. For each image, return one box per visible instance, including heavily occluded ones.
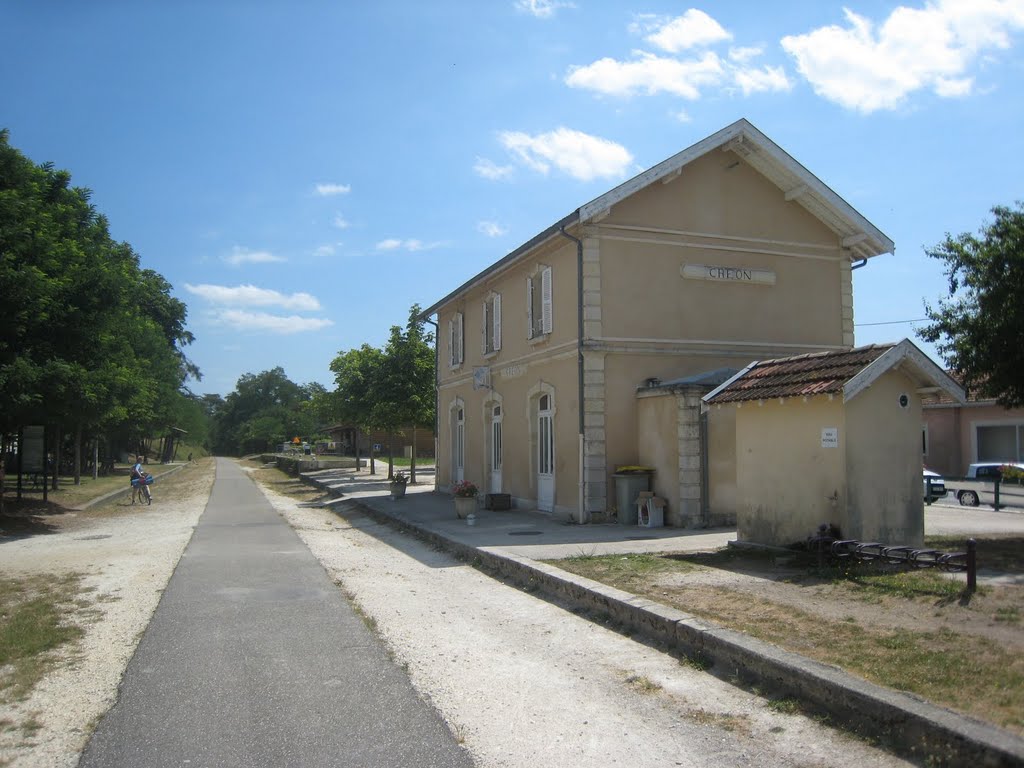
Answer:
[923,469,946,501]
[956,462,1024,506]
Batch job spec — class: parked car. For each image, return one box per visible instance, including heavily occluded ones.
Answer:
[923,469,946,501]
[955,462,1024,506]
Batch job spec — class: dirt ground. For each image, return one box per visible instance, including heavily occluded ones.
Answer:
[649,546,1024,649]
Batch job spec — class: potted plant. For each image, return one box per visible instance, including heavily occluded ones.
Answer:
[390,472,408,499]
[452,480,478,519]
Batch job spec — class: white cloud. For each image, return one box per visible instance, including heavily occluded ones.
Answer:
[729,46,763,63]
[223,247,285,266]
[215,309,334,334]
[313,244,336,257]
[781,0,1024,113]
[733,64,792,95]
[671,108,693,123]
[515,0,574,18]
[333,215,350,229]
[565,51,726,99]
[376,238,445,252]
[643,9,732,52]
[315,182,351,196]
[474,157,515,181]
[185,283,322,311]
[478,221,508,237]
[499,127,634,182]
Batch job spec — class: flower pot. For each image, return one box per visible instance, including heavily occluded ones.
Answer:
[390,482,407,499]
[454,496,477,519]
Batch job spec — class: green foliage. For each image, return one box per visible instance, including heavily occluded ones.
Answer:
[0,130,197,440]
[919,202,1024,407]
[326,304,435,433]
[211,367,320,455]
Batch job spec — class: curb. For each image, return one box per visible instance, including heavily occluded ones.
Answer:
[304,477,1024,767]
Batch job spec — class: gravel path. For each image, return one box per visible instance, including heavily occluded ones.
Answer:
[0,459,916,767]
[260,479,914,768]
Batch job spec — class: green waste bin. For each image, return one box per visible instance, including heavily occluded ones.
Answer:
[613,471,653,525]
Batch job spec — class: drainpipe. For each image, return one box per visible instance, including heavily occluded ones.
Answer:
[851,258,867,270]
[558,225,586,525]
[425,317,440,492]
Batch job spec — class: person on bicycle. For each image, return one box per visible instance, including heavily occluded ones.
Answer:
[131,455,151,504]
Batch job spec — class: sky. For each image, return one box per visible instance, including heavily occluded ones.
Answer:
[3,0,1023,397]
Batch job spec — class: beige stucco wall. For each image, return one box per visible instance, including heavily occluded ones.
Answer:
[597,152,847,348]
[734,397,847,546]
[845,371,924,546]
[435,230,581,517]
[706,404,737,524]
[635,391,681,523]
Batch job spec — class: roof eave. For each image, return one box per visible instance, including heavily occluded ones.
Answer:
[843,340,967,404]
[419,209,580,320]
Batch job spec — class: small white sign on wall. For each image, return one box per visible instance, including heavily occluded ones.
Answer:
[821,428,839,448]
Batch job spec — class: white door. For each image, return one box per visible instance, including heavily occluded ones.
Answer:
[537,395,554,512]
[453,407,465,484]
[489,404,502,493]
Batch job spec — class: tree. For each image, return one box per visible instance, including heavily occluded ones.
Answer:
[327,344,387,472]
[212,368,319,455]
[0,129,198,482]
[327,305,435,480]
[919,203,1024,408]
[376,305,435,482]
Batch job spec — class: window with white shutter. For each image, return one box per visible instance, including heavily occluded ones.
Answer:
[449,311,464,367]
[528,265,552,339]
[483,293,501,354]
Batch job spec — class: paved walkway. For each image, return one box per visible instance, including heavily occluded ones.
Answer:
[79,458,472,768]
[305,465,739,560]
[303,464,1024,561]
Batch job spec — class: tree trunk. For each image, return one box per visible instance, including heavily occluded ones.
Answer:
[387,431,394,480]
[410,426,418,485]
[74,425,82,485]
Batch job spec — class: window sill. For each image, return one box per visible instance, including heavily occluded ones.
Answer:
[483,350,499,361]
[528,333,551,347]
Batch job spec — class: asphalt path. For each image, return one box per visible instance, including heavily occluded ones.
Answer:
[80,458,472,768]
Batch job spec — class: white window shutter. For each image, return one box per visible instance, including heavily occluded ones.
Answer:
[493,293,501,351]
[482,299,489,355]
[456,312,464,364]
[541,266,553,334]
[448,318,455,367]
[527,276,534,339]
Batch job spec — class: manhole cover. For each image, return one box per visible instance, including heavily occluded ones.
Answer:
[508,530,543,536]
[74,534,112,541]
[625,536,656,541]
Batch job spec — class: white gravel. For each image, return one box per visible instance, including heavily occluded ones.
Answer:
[263,482,914,768]
[0,461,916,767]
[0,465,212,768]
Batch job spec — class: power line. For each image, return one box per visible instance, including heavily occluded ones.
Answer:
[854,318,928,327]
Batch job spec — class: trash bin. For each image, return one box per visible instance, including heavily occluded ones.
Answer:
[613,470,653,525]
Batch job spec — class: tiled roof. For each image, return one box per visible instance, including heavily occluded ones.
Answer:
[706,344,895,404]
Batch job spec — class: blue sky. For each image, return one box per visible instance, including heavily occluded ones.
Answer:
[3,1,1022,397]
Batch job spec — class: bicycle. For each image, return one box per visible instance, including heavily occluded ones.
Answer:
[131,475,153,505]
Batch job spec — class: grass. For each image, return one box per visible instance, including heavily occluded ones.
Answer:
[553,545,1024,733]
[0,573,87,703]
